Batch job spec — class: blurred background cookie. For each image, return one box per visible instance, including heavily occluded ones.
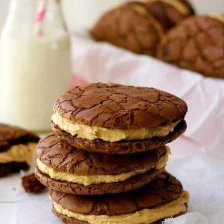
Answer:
[157,15,224,79]
[145,0,195,31]
[91,2,164,56]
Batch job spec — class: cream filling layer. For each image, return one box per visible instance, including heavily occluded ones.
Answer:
[0,143,37,166]
[150,0,191,15]
[37,149,168,186]
[52,112,179,142]
[210,14,224,23]
[52,191,189,224]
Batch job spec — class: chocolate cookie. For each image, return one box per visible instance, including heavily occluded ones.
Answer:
[0,123,39,153]
[22,173,46,193]
[36,166,163,195]
[50,172,189,224]
[0,123,39,177]
[35,134,168,195]
[157,16,224,79]
[145,0,195,31]
[52,83,187,154]
[52,120,186,154]
[0,162,29,177]
[91,2,164,56]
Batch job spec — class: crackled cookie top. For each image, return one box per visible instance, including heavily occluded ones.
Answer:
[36,134,168,189]
[53,83,187,130]
[37,134,168,176]
[50,172,189,224]
[157,16,224,79]
[91,2,164,56]
[50,172,184,215]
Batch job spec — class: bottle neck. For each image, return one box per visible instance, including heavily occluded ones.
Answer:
[5,0,38,27]
[46,0,67,31]
[3,0,67,34]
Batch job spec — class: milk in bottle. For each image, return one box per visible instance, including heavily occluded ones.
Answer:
[0,0,71,132]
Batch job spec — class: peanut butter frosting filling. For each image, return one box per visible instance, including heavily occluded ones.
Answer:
[0,143,37,166]
[52,112,180,143]
[149,0,191,15]
[52,191,189,224]
[37,149,168,186]
[210,14,224,23]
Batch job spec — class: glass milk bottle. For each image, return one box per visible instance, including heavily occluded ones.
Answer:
[0,0,71,132]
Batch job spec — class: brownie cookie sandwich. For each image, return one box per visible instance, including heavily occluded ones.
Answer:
[52,83,187,154]
[157,15,224,79]
[145,0,195,31]
[0,123,39,177]
[50,172,189,224]
[35,134,169,195]
[91,2,164,56]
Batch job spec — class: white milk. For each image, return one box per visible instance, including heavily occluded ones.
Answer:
[0,27,71,131]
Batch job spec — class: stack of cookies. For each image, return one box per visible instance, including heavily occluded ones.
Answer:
[35,83,190,224]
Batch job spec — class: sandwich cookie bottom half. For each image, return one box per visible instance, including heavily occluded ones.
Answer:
[50,172,189,224]
[51,83,187,154]
[35,134,170,195]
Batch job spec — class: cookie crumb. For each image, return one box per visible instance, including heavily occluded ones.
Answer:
[22,173,46,193]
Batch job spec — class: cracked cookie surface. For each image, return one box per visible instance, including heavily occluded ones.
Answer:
[50,172,184,215]
[157,16,224,79]
[50,172,188,223]
[37,134,167,175]
[35,134,167,195]
[91,2,164,56]
[53,83,187,129]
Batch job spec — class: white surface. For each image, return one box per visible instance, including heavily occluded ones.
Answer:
[1,137,224,224]
[0,0,224,33]
[164,213,209,224]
